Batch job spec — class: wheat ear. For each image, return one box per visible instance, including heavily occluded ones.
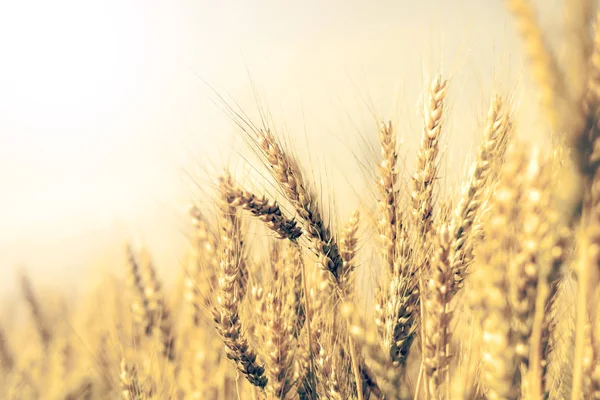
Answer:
[472,148,526,399]
[378,121,399,275]
[411,76,448,238]
[221,178,302,241]
[451,95,512,288]
[253,130,343,285]
[505,0,565,132]
[211,173,267,388]
[423,223,453,398]
[20,273,51,350]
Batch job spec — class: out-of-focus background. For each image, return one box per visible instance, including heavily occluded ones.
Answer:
[0,0,560,297]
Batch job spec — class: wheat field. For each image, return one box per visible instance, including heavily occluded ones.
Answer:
[3,1,600,399]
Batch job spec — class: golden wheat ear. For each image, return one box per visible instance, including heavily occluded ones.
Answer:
[261,280,297,398]
[19,273,51,350]
[506,0,565,130]
[378,121,399,276]
[210,173,268,389]
[249,129,344,287]
[187,206,219,322]
[339,209,360,299]
[507,0,594,222]
[422,222,453,398]
[140,249,176,362]
[221,177,302,241]
[411,76,448,238]
[471,146,530,399]
[342,302,402,399]
[376,76,449,380]
[125,244,153,337]
[450,94,512,290]
[125,244,176,362]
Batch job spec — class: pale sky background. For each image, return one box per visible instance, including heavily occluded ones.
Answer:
[0,0,566,297]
